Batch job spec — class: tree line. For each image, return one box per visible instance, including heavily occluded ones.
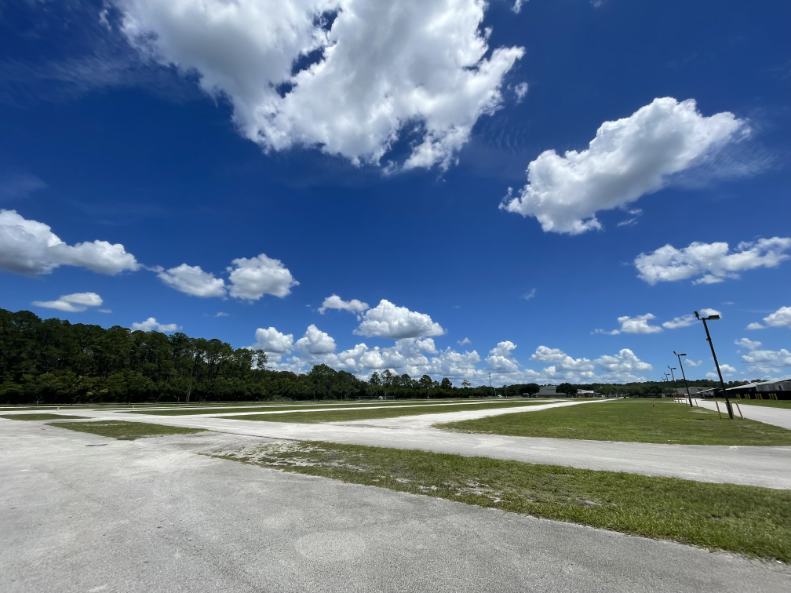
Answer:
[0,308,491,404]
[0,308,753,405]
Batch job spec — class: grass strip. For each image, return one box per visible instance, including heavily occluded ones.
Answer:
[438,400,791,446]
[216,440,791,562]
[129,399,548,416]
[226,401,547,423]
[1,413,89,421]
[48,420,206,440]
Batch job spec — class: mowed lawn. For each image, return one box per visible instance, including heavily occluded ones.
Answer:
[127,399,519,416]
[437,400,791,446]
[228,400,549,423]
[48,420,206,440]
[218,441,791,562]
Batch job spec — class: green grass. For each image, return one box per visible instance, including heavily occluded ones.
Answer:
[48,420,206,440]
[226,400,547,423]
[216,441,791,562]
[437,400,791,446]
[1,413,89,421]
[128,399,549,416]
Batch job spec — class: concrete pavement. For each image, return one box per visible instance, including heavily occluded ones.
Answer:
[694,399,791,431]
[23,400,791,489]
[1,420,788,593]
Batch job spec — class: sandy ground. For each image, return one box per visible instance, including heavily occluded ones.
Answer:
[2,420,789,593]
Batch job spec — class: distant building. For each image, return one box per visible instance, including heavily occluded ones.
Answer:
[537,385,557,397]
[677,380,790,400]
[577,389,603,398]
[726,379,790,400]
[672,386,712,397]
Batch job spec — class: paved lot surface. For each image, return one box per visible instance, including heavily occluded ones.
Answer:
[2,420,789,593]
[36,401,791,489]
[695,399,791,431]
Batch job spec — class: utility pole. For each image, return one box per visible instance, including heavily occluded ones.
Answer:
[695,311,733,419]
[489,373,493,398]
[674,351,693,407]
[668,366,678,402]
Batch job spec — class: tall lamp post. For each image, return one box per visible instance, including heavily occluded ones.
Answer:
[668,366,678,401]
[694,311,733,419]
[674,351,693,407]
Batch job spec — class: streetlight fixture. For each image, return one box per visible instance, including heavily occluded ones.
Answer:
[694,311,733,419]
[673,351,693,407]
[668,366,678,401]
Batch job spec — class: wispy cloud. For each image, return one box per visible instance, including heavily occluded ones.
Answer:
[0,174,46,200]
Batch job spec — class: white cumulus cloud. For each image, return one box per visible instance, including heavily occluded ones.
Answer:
[318,294,369,315]
[735,338,761,350]
[663,314,696,329]
[251,327,294,355]
[596,313,663,335]
[32,292,103,313]
[0,209,140,276]
[157,263,227,297]
[530,346,595,373]
[295,324,337,355]
[594,349,653,375]
[227,254,298,301]
[119,0,524,171]
[486,341,519,372]
[500,98,745,234]
[763,306,791,330]
[742,348,791,370]
[131,317,179,332]
[355,299,445,339]
[635,237,791,285]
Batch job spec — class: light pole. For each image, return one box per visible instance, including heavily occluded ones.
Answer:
[674,351,693,407]
[668,366,678,401]
[489,373,493,398]
[694,311,733,419]
[664,373,671,398]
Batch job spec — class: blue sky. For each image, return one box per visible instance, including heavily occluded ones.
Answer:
[1,0,789,385]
